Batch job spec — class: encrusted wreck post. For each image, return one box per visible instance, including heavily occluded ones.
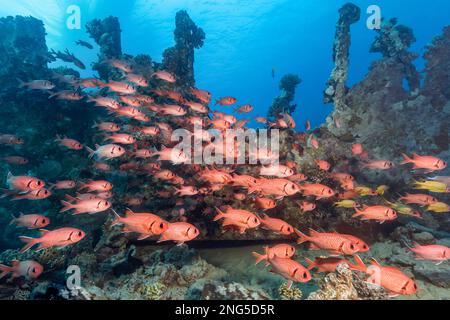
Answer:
[162,10,205,89]
[86,16,123,80]
[267,74,301,119]
[323,3,360,107]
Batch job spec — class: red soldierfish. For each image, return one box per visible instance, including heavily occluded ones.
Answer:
[60,196,111,215]
[214,206,261,234]
[409,243,450,264]
[158,222,199,245]
[259,214,294,235]
[0,260,44,280]
[10,214,50,229]
[6,172,45,192]
[401,153,447,172]
[252,244,296,264]
[112,209,169,240]
[19,228,86,253]
[295,229,359,255]
[353,256,418,297]
[353,205,397,223]
[86,144,126,160]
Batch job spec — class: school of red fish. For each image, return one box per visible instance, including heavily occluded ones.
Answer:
[1,54,449,298]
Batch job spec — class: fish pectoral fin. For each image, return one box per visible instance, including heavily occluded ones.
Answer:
[287,280,293,289]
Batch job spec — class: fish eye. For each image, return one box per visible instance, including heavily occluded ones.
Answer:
[37,181,41,186]
[413,284,417,289]
[159,223,164,229]
[32,268,36,273]
[78,231,83,237]
[350,244,355,250]
[254,218,258,223]
[302,272,308,279]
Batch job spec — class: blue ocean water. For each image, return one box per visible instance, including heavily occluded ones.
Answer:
[1,0,449,129]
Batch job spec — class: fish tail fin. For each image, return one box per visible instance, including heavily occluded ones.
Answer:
[48,92,58,99]
[0,188,14,199]
[16,78,26,88]
[400,239,415,251]
[252,251,267,265]
[85,146,95,159]
[400,153,412,165]
[0,264,12,279]
[213,207,225,221]
[352,207,364,218]
[19,236,37,253]
[350,254,367,273]
[305,258,316,270]
[294,228,309,244]
[6,171,13,183]
[59,200,73,213]
[9,213,17,226]
[110,209,122,226]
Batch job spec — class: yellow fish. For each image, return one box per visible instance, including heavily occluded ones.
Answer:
[334,200,358,208]
[354,186,377,197]
[376,185,389,195]
[426,202,450,213]
[412,180,449,193]
[384,200,422,218]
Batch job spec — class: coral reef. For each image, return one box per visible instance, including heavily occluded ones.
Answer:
[307,263,358,300]
[162,10,205,88]
[278,283,303,300]
[307,263,388,300]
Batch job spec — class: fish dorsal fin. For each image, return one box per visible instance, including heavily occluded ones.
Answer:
[95,144,100,149]
[370,258,381,266]
[40,229,50,236]
[308,228,319,236]
[11,260,20,267]
[125,208,135,216]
